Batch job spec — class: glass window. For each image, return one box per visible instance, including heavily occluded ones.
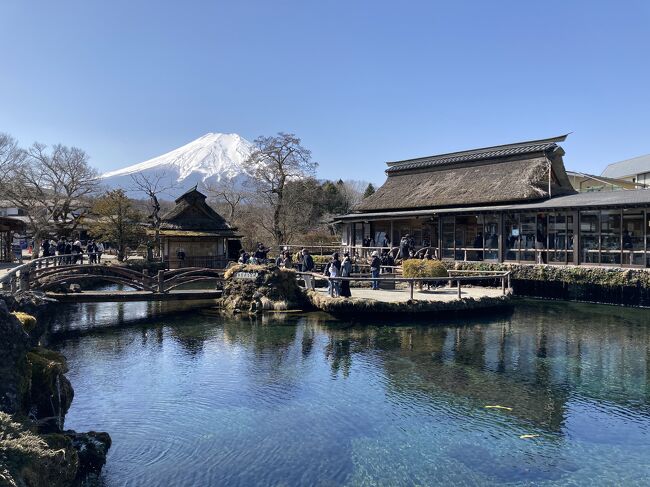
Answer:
[580,211,599,264]
[483,214,499,261]
[567,214,575,263]
[519,213,537,262]
[441,217,455,260]
[548,213,567,263]
[622,210,644,266]
[455,215,480,261]
[600,210,621,265]
[373,222,390,248]
[504,213,519,261]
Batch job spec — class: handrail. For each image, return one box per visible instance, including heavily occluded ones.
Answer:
[296,270,511,300]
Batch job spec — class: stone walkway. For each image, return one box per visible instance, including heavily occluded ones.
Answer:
[316,286,506,303]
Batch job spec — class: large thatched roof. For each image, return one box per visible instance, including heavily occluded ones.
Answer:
[356,135,576,212]
[160,186,238,236]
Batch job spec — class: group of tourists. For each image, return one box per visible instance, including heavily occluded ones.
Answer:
[322,252,353,297]
[40,238,104,265]
[238,243,316,272]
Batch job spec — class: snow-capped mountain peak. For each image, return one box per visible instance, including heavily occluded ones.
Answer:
[101,133,254,194]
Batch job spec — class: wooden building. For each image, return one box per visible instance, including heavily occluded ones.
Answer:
[335,135,650,268]
[159,187,241,268]
[0,216,25,263]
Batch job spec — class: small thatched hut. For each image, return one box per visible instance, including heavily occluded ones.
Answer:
[159,187,241,268]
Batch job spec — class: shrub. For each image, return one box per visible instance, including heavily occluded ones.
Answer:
[402,259,448,279]
[11,312,37,333]
[312,255,331,265]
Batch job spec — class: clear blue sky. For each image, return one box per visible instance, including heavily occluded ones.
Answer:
[1,0,649,184]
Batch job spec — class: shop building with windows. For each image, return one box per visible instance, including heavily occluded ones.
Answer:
[335,135,650,268]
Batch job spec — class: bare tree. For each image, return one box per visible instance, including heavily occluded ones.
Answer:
[202,179,248,223]
[243,133,317,246]
[0,142,99,256]
[0,132,25,179]
[129,172,175,257]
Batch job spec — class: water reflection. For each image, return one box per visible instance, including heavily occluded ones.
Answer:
[53,300,650,486]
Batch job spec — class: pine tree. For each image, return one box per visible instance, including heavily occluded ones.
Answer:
[363,183,376,198]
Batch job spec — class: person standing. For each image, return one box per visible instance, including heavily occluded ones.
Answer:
[399,236,410,261]
[370,251,381,290]
[302,249,314,272]
[73,240,83,264]
[340,252,352,298]
[56,239,66,265]
[96,242,104,263]
[329,253,341,297]
[87,241,97,264]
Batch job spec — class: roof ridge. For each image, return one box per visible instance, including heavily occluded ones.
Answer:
[386,134,569,167]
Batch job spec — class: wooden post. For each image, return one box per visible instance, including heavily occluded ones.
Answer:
[11,276,17,294]
[507,273,511,290]
[457,280,461,299]
[142,269,149,287]
[502,275,506,294]
[19,270,30,292]
[410,280,414,300]
[158,270,165,293]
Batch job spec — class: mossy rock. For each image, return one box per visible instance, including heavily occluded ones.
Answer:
[26,348,74,430]
[0,412,79,487]
[221,264,307,312]
[11,312,38,333]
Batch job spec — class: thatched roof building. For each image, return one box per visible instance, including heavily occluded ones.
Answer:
[335,135,650,269]
[160,186,239,236]
[159,187,240,268]
[356,135,575,212]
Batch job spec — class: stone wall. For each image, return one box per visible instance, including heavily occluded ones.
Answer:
[447,262,650,306]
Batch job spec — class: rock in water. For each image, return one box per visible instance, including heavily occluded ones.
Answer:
[220,264,308,313]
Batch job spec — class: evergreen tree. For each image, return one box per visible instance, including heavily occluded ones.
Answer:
[363,183,376,198]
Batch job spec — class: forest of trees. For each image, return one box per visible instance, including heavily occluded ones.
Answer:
[0,131,375,255]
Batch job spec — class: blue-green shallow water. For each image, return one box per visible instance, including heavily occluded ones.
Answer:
[51,300,650,486]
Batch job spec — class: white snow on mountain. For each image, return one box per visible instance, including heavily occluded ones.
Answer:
[101,133,254,195]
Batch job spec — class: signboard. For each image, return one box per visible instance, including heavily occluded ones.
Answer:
[234,271,259,280]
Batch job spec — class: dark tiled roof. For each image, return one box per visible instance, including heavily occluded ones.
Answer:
[385,135,568,174]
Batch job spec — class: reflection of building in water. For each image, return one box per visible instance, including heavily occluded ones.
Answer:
[300,304,648,433]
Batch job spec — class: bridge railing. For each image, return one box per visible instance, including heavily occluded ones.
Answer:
[296,270,511,300]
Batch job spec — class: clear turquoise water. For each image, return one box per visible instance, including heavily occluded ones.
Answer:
[52,300,650,486]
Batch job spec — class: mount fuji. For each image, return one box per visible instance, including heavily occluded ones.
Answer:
[101,133,254,196]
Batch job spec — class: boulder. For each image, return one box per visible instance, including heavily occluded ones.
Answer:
[65,430,112,477]
[26,347,74,432]
[0,300,30,414]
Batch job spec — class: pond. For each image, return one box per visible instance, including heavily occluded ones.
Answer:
[51,299,650,486]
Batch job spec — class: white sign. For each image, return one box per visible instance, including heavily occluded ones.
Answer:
[234,271,259,280]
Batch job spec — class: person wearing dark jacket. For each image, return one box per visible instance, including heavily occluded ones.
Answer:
[302,249,314,272]
[340,252,352,298]
[399,236,410,261]
[370,251,381,290]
